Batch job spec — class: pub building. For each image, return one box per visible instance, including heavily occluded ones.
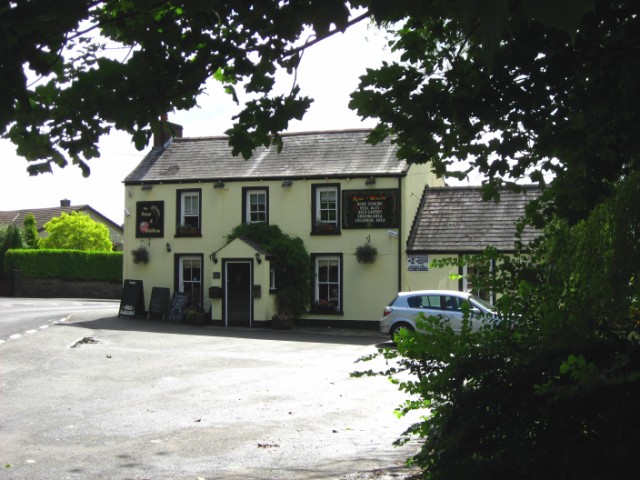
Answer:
[122,127,537,328]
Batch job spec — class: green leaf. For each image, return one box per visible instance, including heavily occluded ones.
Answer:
[522,0,595,38]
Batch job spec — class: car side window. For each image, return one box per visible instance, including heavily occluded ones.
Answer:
[407,296,422,308]
[422,295,443,310]
[444,296,462,311]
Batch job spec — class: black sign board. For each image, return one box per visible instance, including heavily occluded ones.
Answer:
[119,279,145,318]
[167,292,190,322]
[342,189,400,229]
[136,201,164,238]
[147,287,171,320]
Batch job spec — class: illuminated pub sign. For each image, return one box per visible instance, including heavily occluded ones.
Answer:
[136,201,164,238]
[342,189,399,229]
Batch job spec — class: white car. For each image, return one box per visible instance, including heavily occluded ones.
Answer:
[379,289,498,340]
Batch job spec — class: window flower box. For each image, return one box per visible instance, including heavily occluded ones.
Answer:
[176,224,201,236]
[312,222,339,234]
[312,300,340,314]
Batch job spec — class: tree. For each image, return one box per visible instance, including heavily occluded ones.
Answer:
[3,0,617,216]
[22,213,40,249]
[345,1,640,478]
[1,0,363,175]
[0,224,25,273]
[40,212,113,251]
[357,172,640,479]
[350,0,639,224]
[6,1,640,476]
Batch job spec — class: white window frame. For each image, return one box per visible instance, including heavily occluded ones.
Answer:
[462,261,495,304]
[316,186,338,225]
[245,189,268,224]
[314,255,341,311]
[180,191,200,229]
[179,255,203,309]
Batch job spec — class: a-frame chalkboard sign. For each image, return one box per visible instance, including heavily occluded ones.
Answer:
[147,287,171,321]
[167,292,190,322]
[118,279,145,318]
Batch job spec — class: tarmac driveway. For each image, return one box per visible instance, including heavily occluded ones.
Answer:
[0,308,421,480]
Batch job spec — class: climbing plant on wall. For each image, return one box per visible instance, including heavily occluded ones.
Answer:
[226,223,310,319]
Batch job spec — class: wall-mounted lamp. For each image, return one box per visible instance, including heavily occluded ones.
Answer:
[209,252,218,263]
[255,252,262,265]
[281,180,293,188]
[365,176,376,185]
[214,181,225,189]
[165,242,172,252]
[141,185,153,191]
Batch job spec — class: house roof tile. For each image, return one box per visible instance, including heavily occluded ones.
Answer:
[125,129,406,184]
[407,186,541,253]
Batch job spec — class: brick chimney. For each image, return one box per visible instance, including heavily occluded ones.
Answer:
[153,114,184,147]
[60,199,71,207]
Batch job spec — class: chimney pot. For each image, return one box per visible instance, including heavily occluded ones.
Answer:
[60,199,71,207]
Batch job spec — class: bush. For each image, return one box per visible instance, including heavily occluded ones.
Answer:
[40,212,113,251]
[22,213,39,249]
[3,249,122,282]
[355,173,640,480]
[0,225,24,273]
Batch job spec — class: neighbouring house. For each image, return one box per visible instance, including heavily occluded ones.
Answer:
[122,126,539,328]
[0,200,124,250]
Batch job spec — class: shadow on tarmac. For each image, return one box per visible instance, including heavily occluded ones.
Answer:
[62,313,394,348]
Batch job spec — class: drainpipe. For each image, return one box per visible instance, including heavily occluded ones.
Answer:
[397,177,402,292]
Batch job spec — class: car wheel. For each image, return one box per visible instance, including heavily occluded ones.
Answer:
[390,322,414,342]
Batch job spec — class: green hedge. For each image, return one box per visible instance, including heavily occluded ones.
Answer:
[3,249,123,282]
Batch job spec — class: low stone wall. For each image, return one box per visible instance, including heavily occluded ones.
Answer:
[10,270,121,299]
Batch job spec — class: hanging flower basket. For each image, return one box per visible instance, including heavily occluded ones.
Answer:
[355,243,378,264]
[132,246,150,264]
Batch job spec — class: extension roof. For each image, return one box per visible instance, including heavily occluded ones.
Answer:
[125,129,405,184]
[407,186,541,253]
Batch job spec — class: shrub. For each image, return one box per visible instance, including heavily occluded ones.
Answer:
[355,173,640,480]
[0,225,24,272]
[22,213,39,249]
[3,249,122,282]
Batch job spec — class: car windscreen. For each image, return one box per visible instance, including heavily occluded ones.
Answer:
[469,295,497,314]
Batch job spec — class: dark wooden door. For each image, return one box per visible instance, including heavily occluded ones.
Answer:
[225,262,252,327]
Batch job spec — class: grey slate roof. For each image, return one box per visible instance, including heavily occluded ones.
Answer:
[0,205,123,233]
[125,129,405,184]
[407,186,541,253]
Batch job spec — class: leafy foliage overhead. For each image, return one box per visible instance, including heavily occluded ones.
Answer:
[351,0,637,223]
[2,0,358,175]
[3,0,604,208]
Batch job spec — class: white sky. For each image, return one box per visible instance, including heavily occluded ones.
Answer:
[0,20,471,226]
